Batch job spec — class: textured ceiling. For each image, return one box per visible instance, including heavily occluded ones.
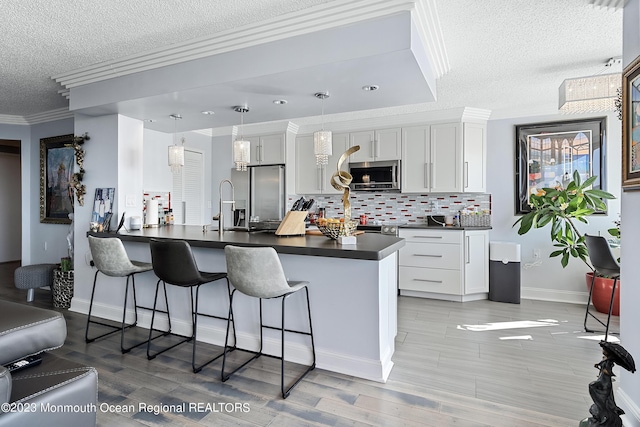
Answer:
[1,0,330,116]
[0,0,623,124]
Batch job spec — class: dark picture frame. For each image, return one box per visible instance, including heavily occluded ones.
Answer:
[40,134,75,224]
[622,55,640,191]
[515,118,607,214]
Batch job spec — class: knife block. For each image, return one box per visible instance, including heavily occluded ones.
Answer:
[275,211,308,236]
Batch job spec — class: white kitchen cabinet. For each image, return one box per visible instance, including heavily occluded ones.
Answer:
[398,228,488,301]
[349,128,401,162]
[401,122,486,193]
[402,124,460,193]
[295,133,348,194]
[247,133,285,165]
[464,229,489,295]
[462,122,486,193]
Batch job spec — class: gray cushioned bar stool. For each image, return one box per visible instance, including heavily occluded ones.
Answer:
[584,234,620,340]
[148,239,235,373]
[222,245,315,399]
[86,235,160,353]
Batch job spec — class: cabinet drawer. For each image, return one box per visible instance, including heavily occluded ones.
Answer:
[399,266,462,294]
[399,242,461,269]
[399,229,463,244]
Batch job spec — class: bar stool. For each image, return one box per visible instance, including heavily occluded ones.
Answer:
[222,245,315,399]
[584,234,620,340]
[148,239,234,373]
[86,235,159,353]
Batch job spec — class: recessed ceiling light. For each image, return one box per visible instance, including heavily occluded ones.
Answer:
[201,110,215,115]
[273,99,288,105]
[362,85,379,91]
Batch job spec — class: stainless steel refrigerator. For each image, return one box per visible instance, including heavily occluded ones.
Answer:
[231,164,285,230]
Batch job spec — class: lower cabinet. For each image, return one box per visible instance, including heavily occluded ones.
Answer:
[398,228,488,301]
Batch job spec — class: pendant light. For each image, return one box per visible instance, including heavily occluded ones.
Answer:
[168,114,185,174]
[313,92,332,166]
[233,105,250,171]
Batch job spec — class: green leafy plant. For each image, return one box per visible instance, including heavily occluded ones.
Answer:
[514,170,615,269]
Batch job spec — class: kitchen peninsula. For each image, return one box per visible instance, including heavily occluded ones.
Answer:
[85,226,404,382]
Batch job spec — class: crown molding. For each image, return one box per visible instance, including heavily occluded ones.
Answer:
[586,0,627,10]
[295,106,490,134]
[52,0,448,89]
[0,108,73,126]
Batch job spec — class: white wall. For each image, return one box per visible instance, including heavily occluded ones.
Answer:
[487,112,621,303]
[71,113,122,306]
[143,129,215,223]
[142,129,173,193]
[0,152,21,262]
[619,0,640,423]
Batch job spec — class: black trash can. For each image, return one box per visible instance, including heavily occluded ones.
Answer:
[489,242,521,304]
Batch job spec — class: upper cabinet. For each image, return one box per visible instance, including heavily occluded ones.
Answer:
[248,133,285,165]
[462,122,486,193]
[295,133,348,195]
[349,128,401,162]
[402,122,486,193]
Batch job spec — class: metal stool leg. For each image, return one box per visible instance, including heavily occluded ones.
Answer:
[604,277,618,341]
[192,278,236,373]
[584,273,618,337]
[281,287,316,399]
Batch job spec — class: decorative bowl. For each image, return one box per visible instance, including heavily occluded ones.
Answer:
[316,219,359,240]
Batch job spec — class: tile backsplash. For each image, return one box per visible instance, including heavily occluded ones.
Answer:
[290,193,491,224]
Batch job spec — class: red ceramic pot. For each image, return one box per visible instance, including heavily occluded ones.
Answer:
[585,272,620,316]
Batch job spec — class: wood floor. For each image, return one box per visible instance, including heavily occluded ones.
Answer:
[1,260,620,426]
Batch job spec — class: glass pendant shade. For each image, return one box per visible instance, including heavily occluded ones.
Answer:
[168,114,184,174]
[313,130,332,166]
[168,144,184,174]
[233,139,250,171]
[559,73,621,113]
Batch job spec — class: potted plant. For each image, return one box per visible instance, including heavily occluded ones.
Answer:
[513,170,617,313]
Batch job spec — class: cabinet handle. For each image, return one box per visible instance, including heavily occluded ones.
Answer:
[260,144,264,163]
[466,236,470,264]
[370,139,375,158]
[375,139,380,158]
[255,145,260,162]
[413,254,443,258]
[413,278,443,284]
[464,161,469,189]
[414,235,442,239]
[424,163,429,188]
[430,162,434,188]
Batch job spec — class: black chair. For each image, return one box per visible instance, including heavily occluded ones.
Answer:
[148,239,235,373]
[583,234,620,340]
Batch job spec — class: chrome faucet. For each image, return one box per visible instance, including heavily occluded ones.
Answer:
[214,179,235,236]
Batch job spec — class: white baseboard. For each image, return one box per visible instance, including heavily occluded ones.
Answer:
[618,388,640,427]
[521,287,587,305]
[70,297,391,383]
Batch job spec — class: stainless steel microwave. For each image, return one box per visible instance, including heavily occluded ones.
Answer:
[348,160,401,191]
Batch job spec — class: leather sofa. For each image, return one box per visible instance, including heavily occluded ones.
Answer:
[0,299,97,426]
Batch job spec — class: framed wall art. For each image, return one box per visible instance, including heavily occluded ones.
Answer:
[622,55,640,190]
[515,118,607,214]
[40,134,75,224]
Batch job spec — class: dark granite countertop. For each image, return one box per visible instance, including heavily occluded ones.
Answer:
[88,225,405,261]
[399,224,492,231]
